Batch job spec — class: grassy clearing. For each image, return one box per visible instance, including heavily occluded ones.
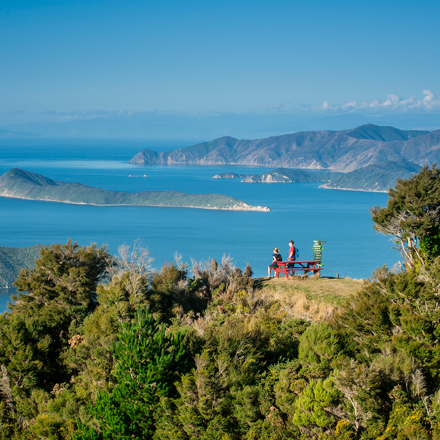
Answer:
[254,275,363,321]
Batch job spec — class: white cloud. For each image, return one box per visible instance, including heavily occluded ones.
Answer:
[320,90,440,114]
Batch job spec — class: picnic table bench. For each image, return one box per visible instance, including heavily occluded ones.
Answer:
[271,260,322,279]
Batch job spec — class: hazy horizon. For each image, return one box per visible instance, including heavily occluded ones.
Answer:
[1,111,439,143]
[1,0,439,140]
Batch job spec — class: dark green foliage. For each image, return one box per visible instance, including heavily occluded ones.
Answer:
[371,165,440,266]
[298,323,343,377]
[0,241,110,439]
[0,241,110,393]
[75,308,187,440]
[12,239,110,318]
[5,233,440,439]
[269,319,310,362]
[420,232,440,259]
[335,266,440,386]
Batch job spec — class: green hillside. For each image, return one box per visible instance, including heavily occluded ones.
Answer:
[0,244,43,287]
[322,160,421,192]
[0,168,270,211]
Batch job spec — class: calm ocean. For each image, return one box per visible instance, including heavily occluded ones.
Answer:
[0,141,398,311]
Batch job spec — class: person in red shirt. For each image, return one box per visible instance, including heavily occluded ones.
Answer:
[287,240,296,268]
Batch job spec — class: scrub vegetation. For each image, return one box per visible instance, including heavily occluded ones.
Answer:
[1,166,440,439]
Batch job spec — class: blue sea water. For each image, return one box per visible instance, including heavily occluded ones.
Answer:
[0,141,399,311]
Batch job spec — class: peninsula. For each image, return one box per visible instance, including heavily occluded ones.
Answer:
[0,169,270,212]
[320,160,421,192]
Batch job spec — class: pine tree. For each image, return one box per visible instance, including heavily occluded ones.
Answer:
[75,308,187,440]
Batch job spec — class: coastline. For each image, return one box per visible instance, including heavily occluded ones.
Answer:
[0,193,270,212]
[319,184,388,193]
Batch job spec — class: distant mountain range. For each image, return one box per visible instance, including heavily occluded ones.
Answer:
[0,169,270,211]
[128,124,439,191]
[129,124,438,172]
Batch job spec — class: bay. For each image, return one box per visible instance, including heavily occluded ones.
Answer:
[0,287,17,313]
[0,142,399,311]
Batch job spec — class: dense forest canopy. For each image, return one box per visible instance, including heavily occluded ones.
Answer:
[2,166,440,439]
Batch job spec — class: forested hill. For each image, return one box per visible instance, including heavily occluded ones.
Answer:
[321,160,422,192]
[0,244,43,287]
[129,124,437,172]
[0,168,270,211]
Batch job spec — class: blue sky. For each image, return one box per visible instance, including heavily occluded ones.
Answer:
[1,0,439,133]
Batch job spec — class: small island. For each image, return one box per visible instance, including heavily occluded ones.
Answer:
[212,172,245,179]
[0,169,270,212]
[213,168,336,183]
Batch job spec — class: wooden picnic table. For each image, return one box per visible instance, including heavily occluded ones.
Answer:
[271,260,322,279]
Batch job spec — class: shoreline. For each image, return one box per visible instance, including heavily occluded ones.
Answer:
[319,184,388,193]
[0,193,270,212]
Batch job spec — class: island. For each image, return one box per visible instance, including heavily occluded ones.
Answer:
[213,168,337,183]
[0,169,270,212]
[212,172,245,179]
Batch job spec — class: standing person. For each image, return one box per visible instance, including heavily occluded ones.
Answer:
[287,240,296,268]
[288,240,296,261]
[268,247,282,278]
